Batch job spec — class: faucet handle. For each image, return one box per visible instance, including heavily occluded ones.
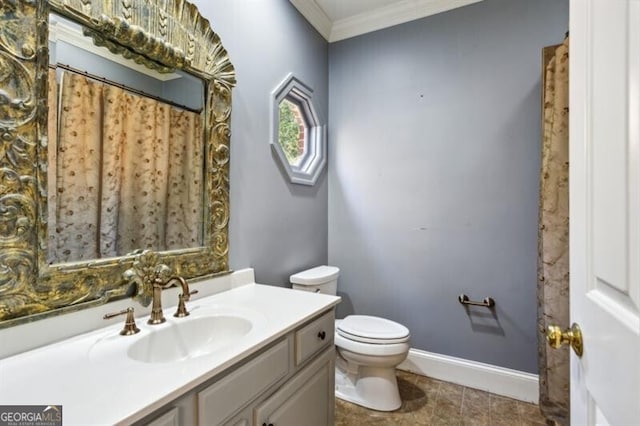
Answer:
[174,290,199,318]
[104,307,141,336]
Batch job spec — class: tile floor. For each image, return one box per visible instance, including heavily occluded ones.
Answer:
[335,370,549,426]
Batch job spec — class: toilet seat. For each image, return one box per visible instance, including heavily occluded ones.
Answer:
[336,315,409,345]
[337,315,410,344]
[335,331,410,357]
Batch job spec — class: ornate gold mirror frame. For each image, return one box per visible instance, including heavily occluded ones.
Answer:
[0,0,235,327]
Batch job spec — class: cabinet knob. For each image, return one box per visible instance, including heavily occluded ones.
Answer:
[317,330,326,340]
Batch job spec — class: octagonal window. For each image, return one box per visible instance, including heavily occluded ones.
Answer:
[271,74,326,186]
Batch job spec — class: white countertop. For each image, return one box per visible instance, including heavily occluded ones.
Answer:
[0,283,340,425]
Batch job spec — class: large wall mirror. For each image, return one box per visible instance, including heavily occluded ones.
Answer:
[0,0,235,327]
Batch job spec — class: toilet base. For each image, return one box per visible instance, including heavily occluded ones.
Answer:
[335,358,402,412]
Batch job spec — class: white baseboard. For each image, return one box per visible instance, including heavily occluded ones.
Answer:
[398,349,539,404]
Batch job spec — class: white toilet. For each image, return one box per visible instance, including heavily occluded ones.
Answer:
[290,266,410,412]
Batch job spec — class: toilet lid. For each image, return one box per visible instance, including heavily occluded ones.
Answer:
[337,315,410,344]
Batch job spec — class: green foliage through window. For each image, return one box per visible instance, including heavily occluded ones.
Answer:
[278,100,304,165]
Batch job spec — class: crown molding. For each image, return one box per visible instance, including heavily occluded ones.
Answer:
[330,0,484,42]
[289,0,484,43]
[288,0,333,40]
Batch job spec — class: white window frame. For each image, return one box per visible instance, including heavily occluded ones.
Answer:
[270,73,326,186]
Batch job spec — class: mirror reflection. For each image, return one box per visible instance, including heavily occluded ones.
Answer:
[47,14,206,264]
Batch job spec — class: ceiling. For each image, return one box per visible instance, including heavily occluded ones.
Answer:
[289,0,484,42]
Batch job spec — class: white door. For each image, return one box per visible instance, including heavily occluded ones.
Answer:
[569,0,640,425]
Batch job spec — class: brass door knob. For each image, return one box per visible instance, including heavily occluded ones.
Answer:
[546,323,583,357]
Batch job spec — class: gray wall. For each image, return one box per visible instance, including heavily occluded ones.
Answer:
[191,0,329,285]
[328,0,568,373]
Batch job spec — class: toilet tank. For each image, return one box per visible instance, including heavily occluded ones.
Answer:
[290,265,340,295]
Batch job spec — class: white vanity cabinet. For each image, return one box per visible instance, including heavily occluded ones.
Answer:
[140,309,335,426]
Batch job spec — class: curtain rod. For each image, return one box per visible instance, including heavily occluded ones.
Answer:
[49,63,203,114]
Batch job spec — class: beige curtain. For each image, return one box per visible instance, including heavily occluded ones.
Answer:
[51,71,103,262]
[50,71,203,263]
[537,37,569,425]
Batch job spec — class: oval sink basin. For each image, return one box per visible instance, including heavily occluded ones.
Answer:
[127,315,252,363]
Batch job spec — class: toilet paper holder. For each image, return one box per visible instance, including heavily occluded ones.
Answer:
[458,294,495,308]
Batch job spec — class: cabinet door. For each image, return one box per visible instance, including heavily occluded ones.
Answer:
[199,338,290,425]
[139,394,197,426]
[254,347,334,426]
[224,406,251,426]
[145,408,179,426]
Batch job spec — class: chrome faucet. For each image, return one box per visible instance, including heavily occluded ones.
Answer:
[123,250,193,325]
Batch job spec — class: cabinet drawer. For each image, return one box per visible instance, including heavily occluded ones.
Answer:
[295,310,334,366]
[198,338,289,425]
